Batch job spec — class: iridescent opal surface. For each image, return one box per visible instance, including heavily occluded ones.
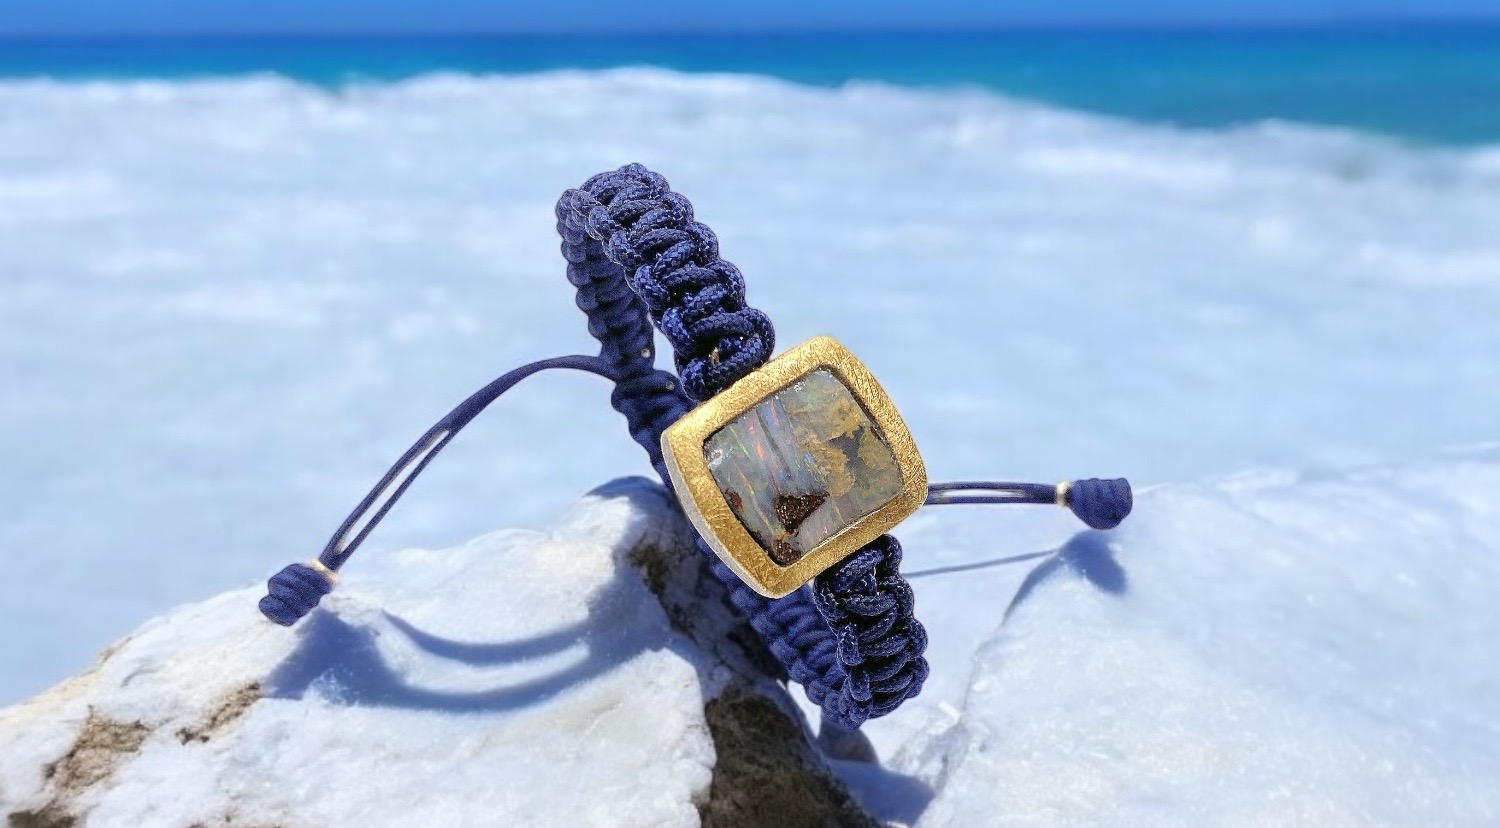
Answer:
[703,368,903,566]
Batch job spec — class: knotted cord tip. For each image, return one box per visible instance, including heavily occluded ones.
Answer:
[1062,477,1133,530]
[259,561,336,626]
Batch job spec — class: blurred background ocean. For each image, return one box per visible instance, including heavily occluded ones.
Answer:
[4,26,1500,144]
[3,0,1500,728]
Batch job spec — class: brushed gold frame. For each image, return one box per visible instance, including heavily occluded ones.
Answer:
[661,336,928,598]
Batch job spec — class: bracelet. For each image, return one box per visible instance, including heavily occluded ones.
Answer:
[258,164,1133,733]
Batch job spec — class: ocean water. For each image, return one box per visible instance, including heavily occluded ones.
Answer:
[1,31,1499,723]
[2,26,1500,144]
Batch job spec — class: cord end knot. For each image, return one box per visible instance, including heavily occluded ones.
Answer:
[1062,478,1133,530]
[259,561,336,626]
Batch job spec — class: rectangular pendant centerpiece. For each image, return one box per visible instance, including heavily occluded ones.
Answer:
[704,369,903,566]
[661,336,927,598]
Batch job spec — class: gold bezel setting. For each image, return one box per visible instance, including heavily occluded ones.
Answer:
[661,336,928,598]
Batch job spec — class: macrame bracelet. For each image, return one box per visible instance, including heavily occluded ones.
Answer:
[258,164,1133,733]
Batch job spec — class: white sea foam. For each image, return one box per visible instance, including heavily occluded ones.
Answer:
[1,69,1498,724]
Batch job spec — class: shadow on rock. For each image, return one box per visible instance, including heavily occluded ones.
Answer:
[260,484,659,714]
[261,603,641,713]
[1005,530,1128,621]
[258,475,924,826]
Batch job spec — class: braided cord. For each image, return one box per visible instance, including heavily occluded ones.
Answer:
[555,164,928,730]
[259,166,1130,730]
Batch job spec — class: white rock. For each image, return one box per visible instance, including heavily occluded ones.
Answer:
[9,456,1500,827]
[0,479,874,828]
[907,460,1500,827]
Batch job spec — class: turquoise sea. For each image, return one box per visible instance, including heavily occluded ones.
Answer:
[2,25,1499,145]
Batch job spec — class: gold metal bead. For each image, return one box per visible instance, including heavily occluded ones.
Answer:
[306,558,339,587]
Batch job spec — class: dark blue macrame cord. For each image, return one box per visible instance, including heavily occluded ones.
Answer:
[258,163,1132,734]
[258,354,618,625]
[556,165,928,730]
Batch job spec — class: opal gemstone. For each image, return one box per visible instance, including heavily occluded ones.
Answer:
[703,368,903,566]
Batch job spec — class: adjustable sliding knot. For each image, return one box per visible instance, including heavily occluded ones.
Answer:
[1061,477,1133,530]
[259,563,334,626]
[812,535,929,729]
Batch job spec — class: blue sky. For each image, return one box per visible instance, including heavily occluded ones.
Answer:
[3,0,1497,36]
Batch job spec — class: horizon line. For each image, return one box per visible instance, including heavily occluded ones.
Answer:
[4,15,1500,40]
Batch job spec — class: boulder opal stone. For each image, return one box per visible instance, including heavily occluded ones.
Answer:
[703,368,903,566]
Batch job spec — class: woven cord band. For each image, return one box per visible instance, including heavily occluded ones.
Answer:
[254,166,1130,731]
[556,164,929,730]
